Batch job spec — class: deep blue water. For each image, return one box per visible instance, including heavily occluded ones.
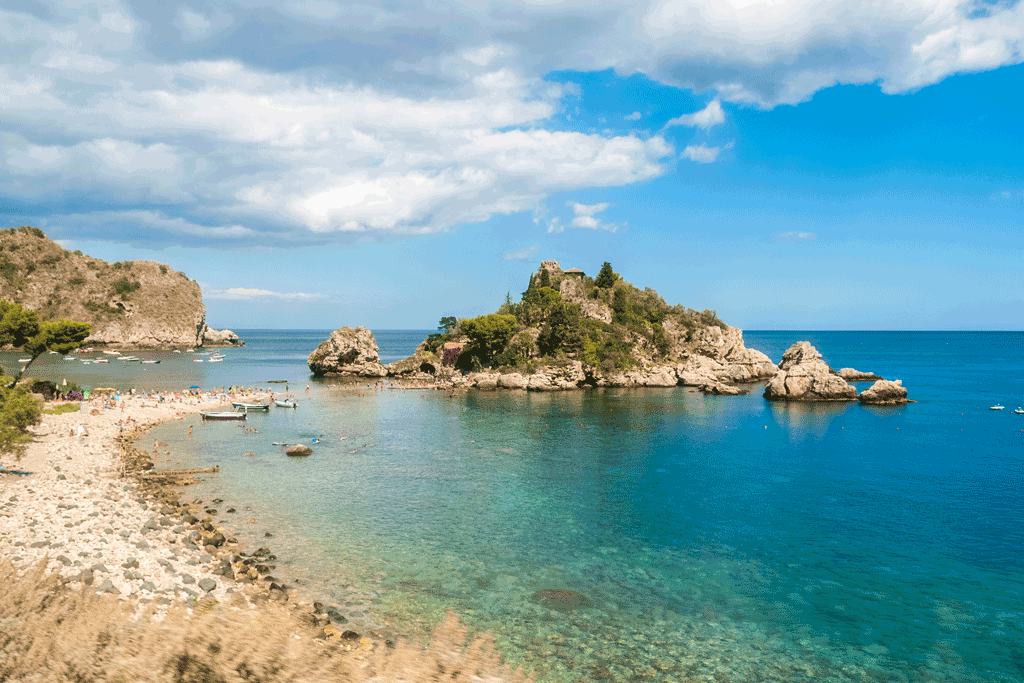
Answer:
[52,330,1024,682]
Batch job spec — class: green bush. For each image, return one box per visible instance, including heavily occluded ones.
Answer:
[112,279,141,299]
[0,388,42,453]
[69,277,85,286]
[43,403,80,415]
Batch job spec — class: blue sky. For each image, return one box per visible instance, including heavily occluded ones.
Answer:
[1,1,1022,330]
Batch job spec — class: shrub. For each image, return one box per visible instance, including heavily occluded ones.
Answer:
[159,265,168,274]
[441,345,461,366]
[459,314,518,366]
[65,390,84,401]
[112,279,141,299]
[0,259,19,282]
[69,277,85,286]
[73,250,83,256]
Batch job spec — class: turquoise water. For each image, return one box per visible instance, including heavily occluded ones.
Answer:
[86,331,1024,681]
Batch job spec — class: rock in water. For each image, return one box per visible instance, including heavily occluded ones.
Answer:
[764,342,857,401]
[530,589,593,613]
[308,326,387,377]
[838,367,883,381]
[286,444,313,456]
[858,379,909,405]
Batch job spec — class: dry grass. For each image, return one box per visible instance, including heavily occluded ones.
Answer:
[0,561,528,683]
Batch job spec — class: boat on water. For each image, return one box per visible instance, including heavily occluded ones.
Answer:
[63,356,75,360]
[232,402,270,411]
[990,404,1005,410]
[173,350,182,353]
[1015,407,1024,414]
[103,350,121,356]
[93,359,110,364]
[200,411,247,421]
[17,358,31,363]
[119,356,140,362]
[274,399,297,408]
[192,359,204,363]
[141,360,161,364]
[207,357,224,362]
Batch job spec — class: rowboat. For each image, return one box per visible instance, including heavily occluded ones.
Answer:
[274,399,297,408]
[200,411,247,421]
[232,402,270,411]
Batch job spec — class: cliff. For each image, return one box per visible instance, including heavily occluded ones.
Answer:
[0,227,240,348]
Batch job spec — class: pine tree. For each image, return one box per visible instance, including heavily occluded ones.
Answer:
[595,261,615,289]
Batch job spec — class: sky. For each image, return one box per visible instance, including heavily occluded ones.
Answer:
[1,0,1022,330]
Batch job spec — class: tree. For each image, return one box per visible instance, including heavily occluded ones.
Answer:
[0,301,91,386]
[459,314,518,365]
[438,316,458,334]
[538,268,551,288]
[595,261,616,289]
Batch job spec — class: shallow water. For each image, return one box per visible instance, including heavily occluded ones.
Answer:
[137,330,1024,682]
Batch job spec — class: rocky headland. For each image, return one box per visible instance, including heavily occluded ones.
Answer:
[308,261,908,404]
[0,226,241,349]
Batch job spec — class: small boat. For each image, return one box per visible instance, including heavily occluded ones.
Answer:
[173,350,181,353]
[990,405,1005,410]
[18,358,31,363]
[192,359,204,363]
[93,359,110,364]
[232,402,270,411]
[48,350,57,354]
[103,350,121,356]
[63,356,75,360]
[200,411,247,421]
[207,357,224,362]
[274,399,297,408]
[1015,407,1024,414]
[141,360,161,364]
[81,360,92,364]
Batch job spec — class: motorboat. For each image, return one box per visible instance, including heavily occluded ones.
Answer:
[207,357,224,362]
[192,359,204,363]
[1015,407,1024,414]
[141,360,161,364]
[274,399,297,408]
[18,358,31,363]
[990,405,1005,410]
[63,356,75,360]
[103,350,121,356]
[200,411,247,421]
[93,359,110,364]
[232,401,270,411]
[119,356,140,362]
[173,350,182,353]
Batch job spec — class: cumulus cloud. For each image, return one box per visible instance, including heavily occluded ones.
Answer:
[625,111,642,121]
[202,285,328,301]
[775,231,818,242]
[503,244,541,261]
[568,202,618,232]
[681,144,723,163]
[664,100,726,131]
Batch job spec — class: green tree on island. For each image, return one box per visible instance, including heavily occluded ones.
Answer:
[0,300,91,387]
[438,316,458,334]
[459,313,517,365]
[595,261,616,289]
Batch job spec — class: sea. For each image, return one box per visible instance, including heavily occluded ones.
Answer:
[13,330,1024,682]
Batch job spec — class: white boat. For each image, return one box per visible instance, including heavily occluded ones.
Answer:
[173,349,181,353]
[93,359,110,364]
[141,360,161,364]
[1015,408,1024,414]
[119,356,140,362]
[990,405,1005,410]
[103,350,121,356]
[207,357,224,362]
[274,399,297,408]
[18,358,31,363]
[192,359,204,363]
[48,350,57,354]
[81,360,92,364]
[63,356,75,360]
[232,402,270,411]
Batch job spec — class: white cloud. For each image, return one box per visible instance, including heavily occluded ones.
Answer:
[503,244,541,261]
[775,231,818,242]
[681,144,722,163]
[664,100,726,131]
[567,201,618,232]
[625,111,642,121]
[202,285,328,301]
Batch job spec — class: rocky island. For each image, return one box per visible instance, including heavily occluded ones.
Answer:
[309,260,910,404]
[0,227,240,348]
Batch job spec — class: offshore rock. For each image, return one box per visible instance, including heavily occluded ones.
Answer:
[308,326,387,377]
[202,328,244,347]
[858,379,909,405]
[699,381,748,396]
[764,342,857,401]
[838,368,884,381]
[286,444,313,456]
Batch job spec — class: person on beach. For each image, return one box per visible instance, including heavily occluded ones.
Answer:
[188,425,193,438]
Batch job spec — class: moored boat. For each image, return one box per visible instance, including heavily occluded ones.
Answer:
[232,402,270,411]
[1015,407,1024,414]
[103,350,121,356]
[274,399,297,408]
[990,404,1005,410]
[141,360,161,364]
[93,359,110,364]
[200,411,247,421]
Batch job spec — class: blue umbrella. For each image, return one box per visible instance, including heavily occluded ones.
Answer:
[189,385,200,389]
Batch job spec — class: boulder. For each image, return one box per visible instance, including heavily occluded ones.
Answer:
[526,361,586,391]
[286,444,313,456]
[530,589,593,613]
[497,373,527,389]
[699,381,748,396]
[203,328,244,347]
[472,373,500,390]
[308,326,387,377]
[764,342,857,401]
[838,368,883,381]
[858,379,908,405]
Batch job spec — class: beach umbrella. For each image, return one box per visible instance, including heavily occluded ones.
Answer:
[62,378,67,386]
[189,385,200,389]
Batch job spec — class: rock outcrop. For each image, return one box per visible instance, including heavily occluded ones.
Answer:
[0,227,240,348]
[308,326,387,377]
[763,342,858,401]
[838,368,883,381]
[202,328,244,347]
[286,444,313,456]
[385,341,441,378]
[858,379,908,405]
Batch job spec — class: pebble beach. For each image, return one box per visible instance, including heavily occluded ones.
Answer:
[0,394,249,604]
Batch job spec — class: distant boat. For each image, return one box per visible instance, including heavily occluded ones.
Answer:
[173,350,182,353]
[274,399,297,408]
[103,350,121,356]
[207,357,224,362]
[18,358,31,363]
[192,359,204,363]
[200,411,247,421]
[990,405,1005,410]
[1015,407,1024,414]
[63,356,75,360]
[48,350,57,354]
[81,360,92,364]
[93,359,110,364]
[141,360,161,364]
[119,356,140,362]
[232,402,270,411]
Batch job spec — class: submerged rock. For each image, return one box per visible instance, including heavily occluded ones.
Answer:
[764,342,857,401]
[858,379,909,405]
[530,589,594,612]
[838,367,883,381]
